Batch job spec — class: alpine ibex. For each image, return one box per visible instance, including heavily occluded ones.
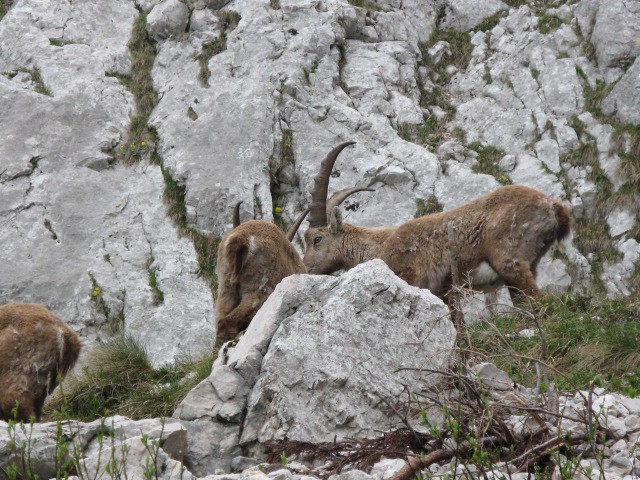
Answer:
[302,151,572,303]
[215,142,372,340]
[0,303,81,422]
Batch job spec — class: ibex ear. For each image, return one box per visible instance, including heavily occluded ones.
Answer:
[329,207,342,234]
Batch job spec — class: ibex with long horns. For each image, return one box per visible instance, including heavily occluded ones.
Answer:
[0,303,81,422]
[302,143,572,303]
[215,143,372,340]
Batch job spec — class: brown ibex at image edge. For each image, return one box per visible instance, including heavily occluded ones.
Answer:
[0,303,81,422]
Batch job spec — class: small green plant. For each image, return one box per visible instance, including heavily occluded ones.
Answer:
[49,38,75,47]
[468,142,512,184]
[217,10,241,31]
[146,256,165,305]
[280,451,288,466]
[347,0,382,11]
[476,11,505,32]
[269,0,280,9]
[196,36,226,87]
[415,195,443,218]
[17,67,52,96]
[536,12,563,34]
[337,41,349,93]
[187,106,198,121]
[119,140,149,161]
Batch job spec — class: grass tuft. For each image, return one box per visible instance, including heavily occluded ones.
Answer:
[347,0,382,12]
[0,0,13,19]
[415,196,443,218]
[471,294,640,393]
[469,142,512,184]
[536,12,563,34]
[45,335,215,421]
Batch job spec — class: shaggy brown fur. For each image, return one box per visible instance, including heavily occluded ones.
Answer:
[0,303,81,422]
[303,185,572,303]
[215,221,307,340]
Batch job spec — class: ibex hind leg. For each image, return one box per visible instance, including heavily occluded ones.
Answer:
[216,293,263,341]
[491,257,541,307]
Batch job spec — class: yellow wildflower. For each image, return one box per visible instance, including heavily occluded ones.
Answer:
[91,287,100,297]
[141,141,146,146]
[274,206,282,213]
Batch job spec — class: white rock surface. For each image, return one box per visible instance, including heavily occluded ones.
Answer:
[602,57,640,126]
[0,416,187,480]
[175,260,455,474]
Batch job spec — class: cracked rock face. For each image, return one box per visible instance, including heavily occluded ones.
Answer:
[174,260,455,475]
[0,0,214,367]
[1,0,639,367]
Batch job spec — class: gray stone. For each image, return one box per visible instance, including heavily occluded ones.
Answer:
[602,239,640,298]
[472,362,514,391]
[534,136,561,173]
[438,0,507,32]
[510,154,565,200]
[602,57,640,126]
[370,459,406,480]
[590,0,640,71]
[147,0,191,41]
[607,208,637,237]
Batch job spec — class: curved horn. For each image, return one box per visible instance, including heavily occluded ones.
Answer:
[307,141,356,228]
[232,201,243,228]
[286,208,310,242]
[326,187,374,221]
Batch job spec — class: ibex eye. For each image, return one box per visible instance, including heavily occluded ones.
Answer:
[314,236,322,246]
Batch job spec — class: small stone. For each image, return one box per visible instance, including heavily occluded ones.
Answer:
[472,363,514,391]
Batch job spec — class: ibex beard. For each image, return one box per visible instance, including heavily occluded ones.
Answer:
[303,185,571,304]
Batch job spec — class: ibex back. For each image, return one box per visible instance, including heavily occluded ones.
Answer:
[0,303,81,422]
[303,184,571,303]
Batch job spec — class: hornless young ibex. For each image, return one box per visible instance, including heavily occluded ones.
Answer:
[302,148,572,304]
[0,303,81,422]
[215,142,372,340]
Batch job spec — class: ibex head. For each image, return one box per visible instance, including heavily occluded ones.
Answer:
[302,141,372,274]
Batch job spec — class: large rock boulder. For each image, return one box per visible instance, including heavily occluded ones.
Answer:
[175,260,456,475]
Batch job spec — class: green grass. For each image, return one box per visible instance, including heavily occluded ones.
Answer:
[196,10,241,87]
[162,166,221,296]
[187,106,199,121]
[470,294,640,393]
[415,196,443,218]
[403,28,473,151]
[0,0,13,19]
[347,0,382,11]
[196,36,226,87]
[476,11,505,32]
[468,142,512,184]
[269,128,296,231]
[536,13,563,34]
[45,335,215,421]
